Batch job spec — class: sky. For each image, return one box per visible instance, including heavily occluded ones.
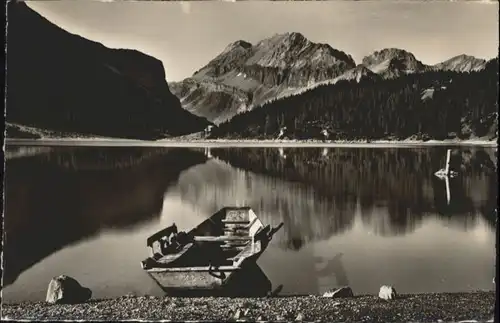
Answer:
[26,1,499,82]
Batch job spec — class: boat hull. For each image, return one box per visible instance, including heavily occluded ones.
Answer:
[147,263,272,297]
[148,269,234,290]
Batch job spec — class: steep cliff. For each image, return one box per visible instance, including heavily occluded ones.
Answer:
[6,2,210,139]
[170,32,356,124]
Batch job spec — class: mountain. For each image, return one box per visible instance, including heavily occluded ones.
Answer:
[433,54,488,72]
[361,48,429,78]
[210,57,498,141]
[170,32,356,124]
[6,2,210,140]
[361,49,488,76]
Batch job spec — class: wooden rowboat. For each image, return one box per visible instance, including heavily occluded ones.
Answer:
[141,207,283,296]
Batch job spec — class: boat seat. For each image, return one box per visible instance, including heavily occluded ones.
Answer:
[221,220,250,224]
[193,236,253,242]
[222,217,258,226]
[221,245,246,251]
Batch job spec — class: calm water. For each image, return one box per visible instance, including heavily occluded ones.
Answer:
[2,145,497,302]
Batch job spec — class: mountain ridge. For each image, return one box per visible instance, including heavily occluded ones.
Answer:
[208,57,498,141]
[172,32,490,125]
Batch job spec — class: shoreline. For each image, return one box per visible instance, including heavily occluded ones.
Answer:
[5,138,498,148]
[2,291,495,322]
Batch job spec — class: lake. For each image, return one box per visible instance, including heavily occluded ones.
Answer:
[2,145,497,302]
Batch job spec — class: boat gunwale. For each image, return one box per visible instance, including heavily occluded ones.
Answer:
[145,265,241,273]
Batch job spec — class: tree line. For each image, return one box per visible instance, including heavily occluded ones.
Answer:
[211,58,498,140]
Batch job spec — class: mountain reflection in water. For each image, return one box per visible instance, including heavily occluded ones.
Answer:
[2,145,496,301]
[178,147,497,247]
[3,147,208,287]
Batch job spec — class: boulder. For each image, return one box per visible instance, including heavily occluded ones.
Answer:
[322,286,354,298]
[378,285,397,300]
[233,309,242,320]
[46,275,92,304]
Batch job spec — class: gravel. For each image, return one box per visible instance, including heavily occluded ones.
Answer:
[1,291,495,322]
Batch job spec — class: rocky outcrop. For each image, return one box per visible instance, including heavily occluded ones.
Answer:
[333,65,380,83]
[361,48,429,78]
[433,54,487,73]
[171,32,355,124]
[46,275,92,304]
[6,2,210,139]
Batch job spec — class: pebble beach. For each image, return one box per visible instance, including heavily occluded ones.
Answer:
[2,291,495,322]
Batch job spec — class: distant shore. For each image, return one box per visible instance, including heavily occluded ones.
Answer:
[2,291,495,322]
[5,138,498,148]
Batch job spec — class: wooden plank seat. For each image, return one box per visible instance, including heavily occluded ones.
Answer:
[221,245,247,251]
[224,230,250,236]
[221,220,250,224]
[222,217,258,226]
[193,235,253,242]
[224,225,251,231]
[222,240,250,246]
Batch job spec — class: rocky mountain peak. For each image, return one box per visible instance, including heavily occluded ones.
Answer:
[365,48,416,62]
[223,40,253,53]
[434,54,487,72]
[361,48,426,77]
[173,32,356,124]
[270,32,309,48]
[247,32,355,70]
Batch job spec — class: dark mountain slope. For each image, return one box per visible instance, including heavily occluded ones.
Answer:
[6,2,210,139]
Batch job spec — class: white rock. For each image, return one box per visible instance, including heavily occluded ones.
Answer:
[378,285,397,300]
[46,275,92,304]
[322,286,354,298]
[233,309,242,320]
